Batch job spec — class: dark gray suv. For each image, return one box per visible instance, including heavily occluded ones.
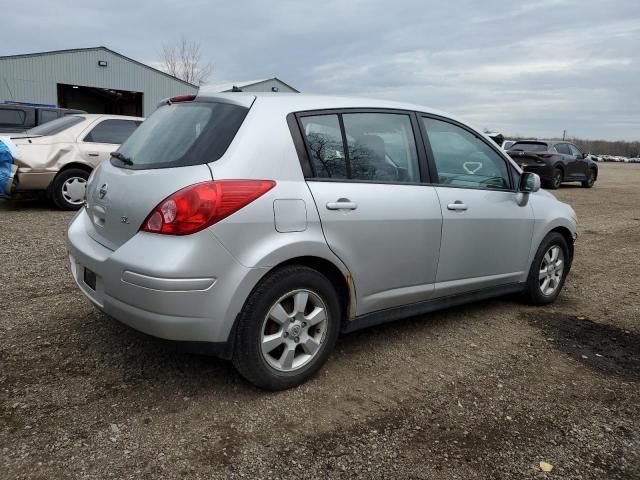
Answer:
[507,140,598,189]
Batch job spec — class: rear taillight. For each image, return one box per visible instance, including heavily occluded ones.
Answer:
[141,180,275,235]
[538,153,553,159]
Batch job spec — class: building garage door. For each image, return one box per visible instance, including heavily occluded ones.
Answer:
[57,84,143,116]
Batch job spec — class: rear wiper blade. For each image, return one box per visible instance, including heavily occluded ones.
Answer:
[111,152,133,165]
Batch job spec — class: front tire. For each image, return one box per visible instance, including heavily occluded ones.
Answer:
[232,265,341,390]
[522,232,570,305]
[50,168,89,210]
[581,169,596,188]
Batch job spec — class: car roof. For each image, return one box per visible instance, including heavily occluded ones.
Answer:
[195,92,460,121]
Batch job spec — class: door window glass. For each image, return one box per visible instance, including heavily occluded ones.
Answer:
[342,113,419,182]
[38,110,58,124]
[555,143,571,155]
[84,119,140,144]
[300,115,347,179]
[422,117,510,190]
[568,144,582,156]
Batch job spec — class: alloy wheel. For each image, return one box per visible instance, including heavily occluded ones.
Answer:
[260,289,328,372]
[539,245,564,296]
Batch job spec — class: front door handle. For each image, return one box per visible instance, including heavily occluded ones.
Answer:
[326,199,358,210]
[447,201,468,211]
[87,153,100,157]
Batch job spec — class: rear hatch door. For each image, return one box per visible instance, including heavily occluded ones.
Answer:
[83,97,252,251]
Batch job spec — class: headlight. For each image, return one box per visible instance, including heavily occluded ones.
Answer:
[569,208,578,224]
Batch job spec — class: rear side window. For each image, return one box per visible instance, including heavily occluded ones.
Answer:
[26,115,85,136]
[38,110,59,124]
[343,113,419,182]
[300,112,420,183]
[510,142,548,152]
[84,119,140,144]
[0,108,26,126]
[554,143,571,154]
[115,102,248,169]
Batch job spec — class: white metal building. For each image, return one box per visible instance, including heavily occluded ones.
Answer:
[200,78,299,94]
[0,47,198,116]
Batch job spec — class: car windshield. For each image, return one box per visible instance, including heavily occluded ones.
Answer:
[114,101,248,169]
[510,142,548,152]
[26,115,85,136]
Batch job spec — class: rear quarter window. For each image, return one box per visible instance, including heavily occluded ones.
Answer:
[114,102,248,170]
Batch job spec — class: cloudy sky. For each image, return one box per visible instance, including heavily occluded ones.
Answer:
[3,0,639,140]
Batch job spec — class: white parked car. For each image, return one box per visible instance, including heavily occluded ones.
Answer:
[7,114,143,209]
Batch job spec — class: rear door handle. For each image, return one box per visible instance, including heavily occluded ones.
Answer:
[87,153,99,157]
[326,200,358,210]
[447,201,468,211]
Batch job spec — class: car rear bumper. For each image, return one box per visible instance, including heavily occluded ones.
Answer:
[67,209,267,346]
[519,163,554,180]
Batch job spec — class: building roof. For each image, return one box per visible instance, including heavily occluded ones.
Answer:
[200,77,300,93]
[0,46,197,89]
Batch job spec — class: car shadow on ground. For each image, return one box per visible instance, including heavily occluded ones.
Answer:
[74,296,523,393]
[0,195,52,211]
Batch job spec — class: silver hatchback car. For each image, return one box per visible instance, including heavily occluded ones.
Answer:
[67,93,577,390]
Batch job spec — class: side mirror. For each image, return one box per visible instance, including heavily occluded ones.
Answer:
[520,172,541,193]
[581,152,588,159]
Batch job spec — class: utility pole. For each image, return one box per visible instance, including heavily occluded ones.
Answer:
[562,129,566,140]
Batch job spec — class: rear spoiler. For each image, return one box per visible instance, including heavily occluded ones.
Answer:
[156,93,256,109]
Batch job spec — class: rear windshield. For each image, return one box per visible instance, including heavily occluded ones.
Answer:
[26,115,85,136]
[509,142,548,152]
[113,102,248,169]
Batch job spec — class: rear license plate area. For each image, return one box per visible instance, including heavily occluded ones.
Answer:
[84,267,97,291]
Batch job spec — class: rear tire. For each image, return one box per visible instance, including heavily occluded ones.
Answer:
[546,168,563,190]
[50,168,89,210]
[522,232,570,305]
[232,265,341,391]
[581,169,596,188]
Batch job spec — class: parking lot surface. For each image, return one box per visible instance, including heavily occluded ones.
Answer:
[1,163,639,479]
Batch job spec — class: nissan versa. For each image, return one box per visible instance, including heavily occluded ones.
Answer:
[67,93,578,390]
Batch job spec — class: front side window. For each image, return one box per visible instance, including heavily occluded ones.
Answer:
[300,112,420,183]
[568,144,582,156]
[422,117,511,190]
[84,119,141,144]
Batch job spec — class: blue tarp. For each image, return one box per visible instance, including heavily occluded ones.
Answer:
[0,139,14,195]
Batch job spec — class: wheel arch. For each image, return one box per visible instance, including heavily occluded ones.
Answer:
[549,226,574,262]
[265,256,354,323]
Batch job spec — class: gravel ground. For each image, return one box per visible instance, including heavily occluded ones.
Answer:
[1,163,639,479]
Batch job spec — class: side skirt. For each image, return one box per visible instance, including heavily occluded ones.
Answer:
[342,282,525,334]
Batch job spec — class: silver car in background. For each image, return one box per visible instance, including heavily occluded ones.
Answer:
[67,93,577,390]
